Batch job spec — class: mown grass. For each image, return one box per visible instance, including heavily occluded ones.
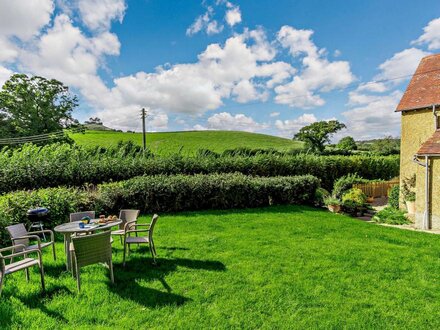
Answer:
[1,205,440,329]
[70,130,303,155]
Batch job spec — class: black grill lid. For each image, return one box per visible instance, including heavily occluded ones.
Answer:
[27,207,49,216]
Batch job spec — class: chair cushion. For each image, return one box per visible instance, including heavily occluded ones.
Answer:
[126,236,149,244]
[5,258,39,275]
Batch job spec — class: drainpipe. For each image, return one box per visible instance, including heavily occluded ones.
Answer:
[413,155,430,230]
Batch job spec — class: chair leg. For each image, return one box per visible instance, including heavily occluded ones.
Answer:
[25,268,30,282]
[0,275,4,298]
[76,266,81,293]
[149,244,156,265]
[52,243,56,261]
[122,242,127,267]
[109,260,114,284]
[39,264,45,293]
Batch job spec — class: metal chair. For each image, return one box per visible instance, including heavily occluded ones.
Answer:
[111,210,140,244]
[71,231,114,293]
[123,214,159,266]
[0,244,45,297]
[6,223,56,261]
[70,211,96,222]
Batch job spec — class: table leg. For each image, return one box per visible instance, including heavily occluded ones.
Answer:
[64,234,72,271]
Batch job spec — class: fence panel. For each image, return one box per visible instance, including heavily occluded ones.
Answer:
[353,179,399,198]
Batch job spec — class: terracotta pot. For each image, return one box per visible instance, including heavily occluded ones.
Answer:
[406,201,416,215]
[327,204,341,213]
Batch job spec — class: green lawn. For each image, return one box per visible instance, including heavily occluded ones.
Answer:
[70,130,303,155]
[1,205,440,329]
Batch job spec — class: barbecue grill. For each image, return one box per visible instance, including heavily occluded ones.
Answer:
[27,207,49,240]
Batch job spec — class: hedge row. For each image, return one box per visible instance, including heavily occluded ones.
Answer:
[0,173,319,244]
[0,143,399,193]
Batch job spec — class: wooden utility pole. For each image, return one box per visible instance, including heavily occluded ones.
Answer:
[141,108,147,151]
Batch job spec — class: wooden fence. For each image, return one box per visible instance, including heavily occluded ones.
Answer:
[353,178,399,198]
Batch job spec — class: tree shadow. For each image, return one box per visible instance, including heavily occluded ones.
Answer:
[17,285,71,323]
[109,257,226,308]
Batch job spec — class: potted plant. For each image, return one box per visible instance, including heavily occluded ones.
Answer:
[402,175,416,215]
[324,196,341,213]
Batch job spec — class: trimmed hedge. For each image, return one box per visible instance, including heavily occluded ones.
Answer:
[0,173,319,244]
[0,143,399,193]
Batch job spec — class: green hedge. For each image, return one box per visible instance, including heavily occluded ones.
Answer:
[0,144,399,193]
[0,173,319,244]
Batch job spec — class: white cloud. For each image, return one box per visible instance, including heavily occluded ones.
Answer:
[270,112,280,117]
[77,0,126,31]
[342,91,402,140]
[225,6,241,27]
[0,0,53,40]
[0,65,13,86]
[275,113,317,137]
[0,37,18,62]
[186,6,223,36]
[275,25,355,108]
[375,47,430,83]
[413,17,440,50]
[199,112,268,132]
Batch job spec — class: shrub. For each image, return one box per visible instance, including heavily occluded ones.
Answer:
[388,185,400,209]
[95,173,320,214]
[0,173,320,244]
[0,143,399,194]
[0,187,90,244]
[323,196,340,206]
[372,207,409,225]
[341,188,368,216]
[402,175,416,202]
[315,188,330,206]
[332,174,369,199]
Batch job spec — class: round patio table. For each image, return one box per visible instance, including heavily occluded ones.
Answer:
[54,219,122,271]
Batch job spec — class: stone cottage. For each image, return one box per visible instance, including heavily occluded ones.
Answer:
[397,53,440,230]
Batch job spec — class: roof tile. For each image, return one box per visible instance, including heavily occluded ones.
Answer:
[396,54,440,112]
[417,130,440,155]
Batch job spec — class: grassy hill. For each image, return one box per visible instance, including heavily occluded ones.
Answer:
[70,130,303,155]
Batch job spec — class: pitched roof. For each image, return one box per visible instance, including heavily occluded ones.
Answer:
[396,53,440,112]
[417,130,440,155]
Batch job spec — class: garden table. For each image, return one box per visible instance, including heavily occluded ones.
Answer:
[54,219,122,271]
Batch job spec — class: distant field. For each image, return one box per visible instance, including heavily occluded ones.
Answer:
[70,130,303,155]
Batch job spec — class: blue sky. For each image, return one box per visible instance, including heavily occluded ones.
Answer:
[1,0,440,139]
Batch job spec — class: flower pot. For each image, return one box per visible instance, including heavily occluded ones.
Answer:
[406,201,416,215]
[327,204,341,213]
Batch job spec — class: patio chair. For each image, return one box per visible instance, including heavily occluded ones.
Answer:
[123,214,159,266]
[0,244,45,297]
[6,223,56,261]
[70,211,96,222]
[111,210,140,244]
[71,231,114,293]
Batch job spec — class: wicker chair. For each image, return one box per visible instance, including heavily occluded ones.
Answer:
[70,211,96,222]
[0,244,45,297]
[111,210,140,244]
[71,231,114,293]
[123,214,159,266]
[6,223,56,261]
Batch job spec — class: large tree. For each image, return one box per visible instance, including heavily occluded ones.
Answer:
[337,136,357,151]
[294,120,346,153]
[0,74,78,138]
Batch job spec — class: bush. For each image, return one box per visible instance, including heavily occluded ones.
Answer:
[95,173,320,214]
[0,143,399,194]
[388,185,400,209]
[341,188,368,216]
[0,173,320,244]
[0,187,90,244]
[323,196,340,206]
[332,174,369,199]
[315,188,330,206]
[372,207,409,225]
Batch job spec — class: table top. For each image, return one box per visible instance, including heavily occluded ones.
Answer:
[54,219,122,234]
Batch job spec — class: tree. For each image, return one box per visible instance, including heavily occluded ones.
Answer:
[0,74,78,138]
[294,120,346,154]
[85,117,103,125]
[371,136,400,155]
[337,136,357,151]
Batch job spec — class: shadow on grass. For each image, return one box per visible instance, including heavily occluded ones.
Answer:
[18,285,72,323]
[110,256,226,308]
